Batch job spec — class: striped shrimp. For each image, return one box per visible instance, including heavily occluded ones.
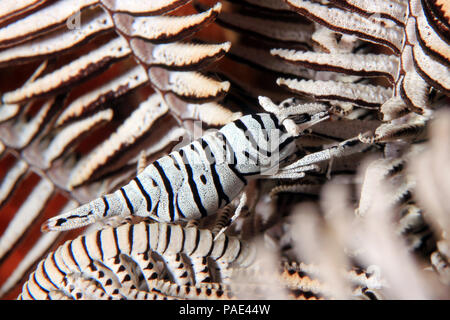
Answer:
[41,97,329,232]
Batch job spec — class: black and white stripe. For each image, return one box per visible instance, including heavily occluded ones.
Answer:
[42,113,297,232]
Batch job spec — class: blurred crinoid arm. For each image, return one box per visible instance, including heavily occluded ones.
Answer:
[285,172,448,299]
[0,0,234,298]
[409,110,450,285]
[19,221,255,300]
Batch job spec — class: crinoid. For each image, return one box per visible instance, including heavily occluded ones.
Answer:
[1,0,450,300]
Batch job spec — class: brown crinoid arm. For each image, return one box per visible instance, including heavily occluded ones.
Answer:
[0,0,232,299]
